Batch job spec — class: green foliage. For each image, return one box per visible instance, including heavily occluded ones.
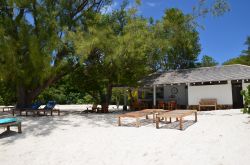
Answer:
[198,55,218,67]
[223,36,250,66]
[241,85,250,114]
[0,1,110,107]
[0,96,4,105]
[68,6,153,106]
[159,8,201,70]
[37,76,86,104]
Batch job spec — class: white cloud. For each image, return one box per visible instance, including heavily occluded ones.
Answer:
[146,2,156,7]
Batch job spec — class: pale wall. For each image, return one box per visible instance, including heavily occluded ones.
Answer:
[164,84,188,105]
[188,83,233,105]
[243,82,250,90]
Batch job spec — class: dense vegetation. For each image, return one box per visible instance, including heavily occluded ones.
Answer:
[0,0,235,112]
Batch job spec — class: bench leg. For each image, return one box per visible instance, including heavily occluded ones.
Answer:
[169,117,172,123]
[118,117,121,126]
[179,117,183,130]
[146,115,148,119]
[18,123,22,133]
[7,126,10,131]
[153,114,156,123]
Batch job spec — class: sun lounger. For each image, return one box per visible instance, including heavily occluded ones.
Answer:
[117,109,167,127]
[37,101,60,116]
[1,106,15,112]
[0,118,22,133]
[155,110,197,130]
[12,102,41,116]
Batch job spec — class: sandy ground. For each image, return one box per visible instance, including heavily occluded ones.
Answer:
[0,105,250,165]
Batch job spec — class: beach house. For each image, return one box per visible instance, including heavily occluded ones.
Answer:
[138,64,250,109]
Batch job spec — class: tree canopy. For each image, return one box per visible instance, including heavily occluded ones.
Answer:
[0,0,230,110]
[198,55,219,67]
[223,36,250,66]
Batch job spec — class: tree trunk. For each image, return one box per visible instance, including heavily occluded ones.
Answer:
[100,84,112,113]
[16,85,35,108]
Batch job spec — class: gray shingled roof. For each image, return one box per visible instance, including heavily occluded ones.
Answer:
[140,64,250,86]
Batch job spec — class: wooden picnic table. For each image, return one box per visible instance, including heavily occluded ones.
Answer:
[117,109,167,127]
[156,110,197,130]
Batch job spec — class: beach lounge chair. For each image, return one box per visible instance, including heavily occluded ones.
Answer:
[0,118,22,133]
[12,102,41,116]
[37,101,60,116]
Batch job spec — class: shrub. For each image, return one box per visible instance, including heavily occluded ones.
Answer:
[241,85,250,114]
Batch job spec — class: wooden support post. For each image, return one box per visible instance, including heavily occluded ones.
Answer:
[153,85,156,108]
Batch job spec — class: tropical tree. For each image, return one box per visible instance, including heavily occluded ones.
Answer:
[68,5,153,112]
[198,55,218,67]
[159,8,201,70]
[223,36,250,66]
[0,0,110,108]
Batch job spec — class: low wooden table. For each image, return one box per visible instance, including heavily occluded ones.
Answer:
[0,121,22,133]
[117,109,167,127]
[156,110,197,130]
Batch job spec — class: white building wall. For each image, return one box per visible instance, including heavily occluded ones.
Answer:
[188,83,233,105]
[164,84,188,105]
[243,82,250,90]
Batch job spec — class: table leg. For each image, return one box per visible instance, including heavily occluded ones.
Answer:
[195,112,197,122]
[179,117,183,130]
[156,117,160,129]
[136,118,140,127]
[153,113,156,123]
[118,117,121,126]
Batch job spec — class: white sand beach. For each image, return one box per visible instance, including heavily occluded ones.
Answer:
[0,106,250,165]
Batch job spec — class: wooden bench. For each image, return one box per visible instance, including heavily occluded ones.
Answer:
[0,121,22,133]
[199,99,217,111]
[156,110,197,130]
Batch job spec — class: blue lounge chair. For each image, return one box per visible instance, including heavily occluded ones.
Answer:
[0,118,22,133]
[12,102,41,116]
[37,101,60,116]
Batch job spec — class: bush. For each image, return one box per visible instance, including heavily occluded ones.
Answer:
[241,85,250,114]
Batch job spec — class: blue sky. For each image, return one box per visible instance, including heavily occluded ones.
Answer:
[112,0,250,64]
